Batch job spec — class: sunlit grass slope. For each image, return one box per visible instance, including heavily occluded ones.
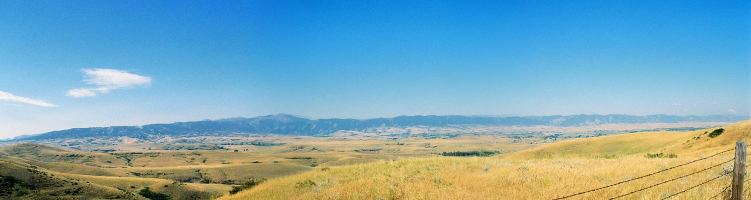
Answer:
[224,120,750,200]
[0,158,134,199]
[58,172,231,199]
[0,143,127,167]
[509,120,751,159]
[0,143,232,199]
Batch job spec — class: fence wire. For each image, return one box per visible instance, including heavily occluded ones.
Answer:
[660,171,731,199]
[609,158,734,199]
[709,183,731,200]
[553,148,735,199]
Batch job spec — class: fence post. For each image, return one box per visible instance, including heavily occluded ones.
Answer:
[732,141,747,200]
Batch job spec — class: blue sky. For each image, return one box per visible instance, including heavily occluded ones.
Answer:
[0,0,749,139]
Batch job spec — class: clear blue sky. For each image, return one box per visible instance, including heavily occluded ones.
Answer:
[0,0,749,139]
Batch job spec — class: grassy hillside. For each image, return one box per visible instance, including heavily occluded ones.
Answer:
[509,120,751,159]
[58,172,230,199]
[223,120,751,199]
[0,158,135,199]
[0,143,127,167]
[0,144,232,199]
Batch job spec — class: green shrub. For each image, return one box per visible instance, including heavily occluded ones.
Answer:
[229,178,266,195]
[440,150,500,157]
[708,128,724,138]
[0,175,24,196]
[285,157,313,159]
[295,180,316,189]
[596,154,618,159]
[139,187,171,200]
[646,153,677,158]
[200,177,212,184]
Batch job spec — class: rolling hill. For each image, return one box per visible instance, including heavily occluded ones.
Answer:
[222,120,751,199]
[508,119,751,159]
[0,151,136,199]
[0,143,232,199]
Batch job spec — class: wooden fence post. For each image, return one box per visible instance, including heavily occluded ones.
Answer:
[732,141,747,200]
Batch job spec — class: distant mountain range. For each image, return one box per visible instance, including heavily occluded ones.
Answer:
[13,114,749,141]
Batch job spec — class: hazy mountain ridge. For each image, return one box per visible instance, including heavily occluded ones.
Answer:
[15,114,749,141]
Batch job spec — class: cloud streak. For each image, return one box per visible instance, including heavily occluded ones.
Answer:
[0,91,57,107]
[67,69,152,98]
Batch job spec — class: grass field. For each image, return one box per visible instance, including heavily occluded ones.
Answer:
[0,133,545,199]
[222,156,737,199]
[223,120,751,199]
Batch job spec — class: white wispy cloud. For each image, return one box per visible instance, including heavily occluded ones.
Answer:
[66,88,97,98]
[0,91,57,107]
[66,69,152,98]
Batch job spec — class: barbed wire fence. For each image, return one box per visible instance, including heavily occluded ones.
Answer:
[709,183,731,200]
[553,141,749,200]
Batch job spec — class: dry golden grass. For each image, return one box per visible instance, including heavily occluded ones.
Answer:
[57,172,231,199]
[92,135,544,184]
[0,134,545,199]
[224,120,751,200]
[509,120,751,160]
[223,155,744,200]
[0,159,135,199]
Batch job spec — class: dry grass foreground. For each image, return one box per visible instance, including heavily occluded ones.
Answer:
[0,133,543,199]
[223,120,751,200]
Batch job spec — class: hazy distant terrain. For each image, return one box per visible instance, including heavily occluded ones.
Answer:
[11,114,748,141]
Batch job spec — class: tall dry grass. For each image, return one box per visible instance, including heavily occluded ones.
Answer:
[222,154,742,200]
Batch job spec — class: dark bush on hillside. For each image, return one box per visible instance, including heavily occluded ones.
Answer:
[200,177,212,184]
[440,150,500,157]
[0,175,25,196]
[295,180,316,189]
[139,187,171,200]
[229,178,266,195]
[284,157,312,159]
[596,154,618,159]
[708,128,724,138]
[646,153,677,158]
